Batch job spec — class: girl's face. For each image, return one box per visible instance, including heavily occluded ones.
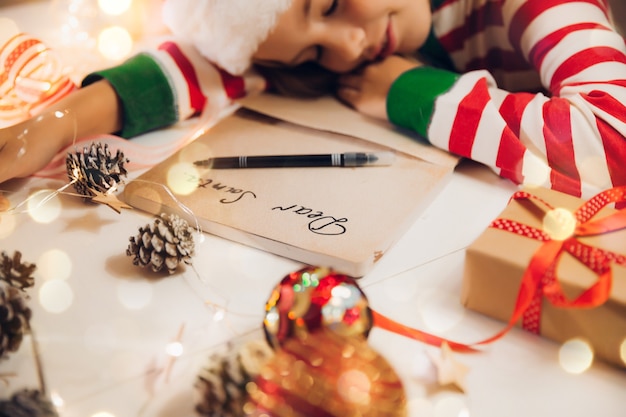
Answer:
[254,0,432,74]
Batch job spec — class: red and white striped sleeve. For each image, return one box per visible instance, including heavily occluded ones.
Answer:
[83,38,267,138]
[388,0,626,197]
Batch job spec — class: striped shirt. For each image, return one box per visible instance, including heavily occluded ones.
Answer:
[391,0,626,197]
[83,0,626,198]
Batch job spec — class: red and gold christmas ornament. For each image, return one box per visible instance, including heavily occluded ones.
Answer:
[263,266,373,349]
[245,329,407,417]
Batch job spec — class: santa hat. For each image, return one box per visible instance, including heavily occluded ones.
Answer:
[162,0,293,75]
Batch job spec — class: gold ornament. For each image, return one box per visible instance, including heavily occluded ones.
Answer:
[245,329,407,417]
[428,342,470,392]
[89,188,132,214]
[263,266,373,349]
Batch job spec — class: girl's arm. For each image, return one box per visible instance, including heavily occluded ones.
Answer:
[0,80,121,183]
[346,0,626,198]
[81,41,268,139]
[0,39,267,184]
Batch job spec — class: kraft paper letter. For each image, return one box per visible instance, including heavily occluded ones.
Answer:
[124,108,457,276]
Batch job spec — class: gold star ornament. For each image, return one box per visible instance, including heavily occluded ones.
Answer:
[90,188,132,214]
[428,342,470,392]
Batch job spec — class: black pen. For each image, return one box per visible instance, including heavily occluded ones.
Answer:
[193,151,395,169]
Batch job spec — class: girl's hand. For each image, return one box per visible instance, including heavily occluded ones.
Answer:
[0,117,70,183]
[0,80,122,184]
[336,55,422,120]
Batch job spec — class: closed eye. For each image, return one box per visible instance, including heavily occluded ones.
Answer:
[324,0,338,16]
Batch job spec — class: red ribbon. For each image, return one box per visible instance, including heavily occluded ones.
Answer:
[479,186,626,342]
[373,186,626,351]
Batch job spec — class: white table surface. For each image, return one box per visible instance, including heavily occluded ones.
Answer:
[1,2,625,417]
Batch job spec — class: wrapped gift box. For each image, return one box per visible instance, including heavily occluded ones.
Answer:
[462,187,626,368]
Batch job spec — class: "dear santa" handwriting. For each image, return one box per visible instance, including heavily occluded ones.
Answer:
[272,204,348,236]
[197,177,257,204]
[194,175,348,235]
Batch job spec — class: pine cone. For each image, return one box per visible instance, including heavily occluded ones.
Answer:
[195,339,274,417]
[126,213,195,274]
[0,389,59,417]
[0,251,36,290]
[66,142,128,197]
[0,280,32,359]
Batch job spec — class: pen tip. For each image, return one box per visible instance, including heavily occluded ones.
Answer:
[370,151,395,166]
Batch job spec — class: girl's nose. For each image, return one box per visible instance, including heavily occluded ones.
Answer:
[325,24,367,62]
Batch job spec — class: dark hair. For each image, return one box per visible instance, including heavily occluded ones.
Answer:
[253,61,339,98]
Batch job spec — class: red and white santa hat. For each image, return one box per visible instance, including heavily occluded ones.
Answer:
[162,0,293,75]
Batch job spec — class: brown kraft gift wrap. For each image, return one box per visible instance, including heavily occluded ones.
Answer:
[462,186,626,368]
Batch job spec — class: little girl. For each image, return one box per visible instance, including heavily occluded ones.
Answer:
[1,0,625,198]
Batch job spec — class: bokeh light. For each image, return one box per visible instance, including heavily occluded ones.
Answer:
[620,339,626,365]
[212,307,225,322]
[97,26,133,61]
[409,398,435,417]
[98,0,132,16]
[543,208,577,241]
[337,369,371,406]
[579,156,611,189]
[37,249,72,281]
[559,338,594,374]
[167,162,199,196]
[38,279,74,314]
[50,391,64,407]
[165,341,184,357]
[434,395,471,417]
[419,291,465,333]
[522,156,550,189]
[116,280,153,310]
[27,189,62,224]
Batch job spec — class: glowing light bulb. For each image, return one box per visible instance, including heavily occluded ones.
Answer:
[165,341,184,357]
[50,391,65,407]
[97,26,133,61]
[98,0,132,16]
[213,308,226,322]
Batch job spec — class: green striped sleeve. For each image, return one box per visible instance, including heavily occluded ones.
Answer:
[387,66,460,139]
[82,53,177,138]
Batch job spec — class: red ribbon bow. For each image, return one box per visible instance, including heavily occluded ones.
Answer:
[374,186,626,351]
[484,186,626,340]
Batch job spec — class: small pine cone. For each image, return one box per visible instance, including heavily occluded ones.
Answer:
[195,339,274,417]
[0,281,32,359]
[0,251,36,290]
[126,213,195,274]
[0,389,59,417]
[66,142,128,197]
